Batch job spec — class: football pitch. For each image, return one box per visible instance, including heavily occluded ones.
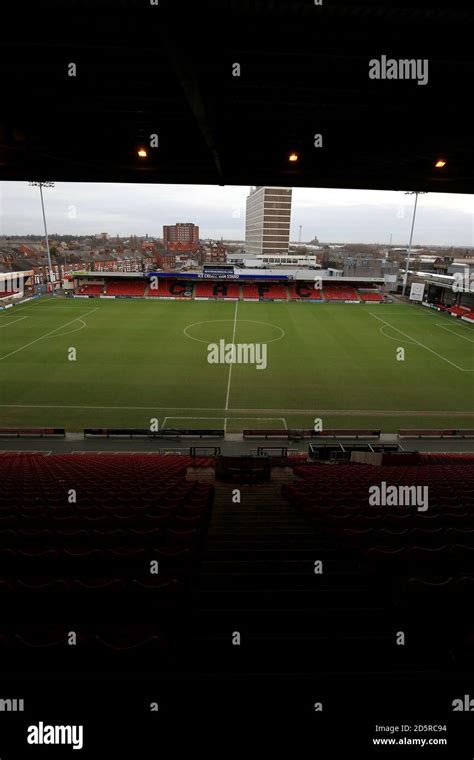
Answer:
[0,296,473,433]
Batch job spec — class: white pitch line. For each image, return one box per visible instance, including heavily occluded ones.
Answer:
[378,324,417,344]
[0,404,473,416]
[0,298,57,316]
[225,300,239,410]
[368,311,474,371]
[0,316,28,328]
[439,318,474,332]
[163,416,226,419]
[436,324,474,344]
[0,308,99,362]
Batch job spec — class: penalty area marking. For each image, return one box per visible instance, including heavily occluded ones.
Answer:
[436,324,474,344]
[0,308,99,362]
[368,311,474,371]
[378,324,417,344]
[162,416,226,428]
[0,316,28,328]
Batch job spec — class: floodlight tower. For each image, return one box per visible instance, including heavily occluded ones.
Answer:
[29,181,55,293]
[402,191,427,296]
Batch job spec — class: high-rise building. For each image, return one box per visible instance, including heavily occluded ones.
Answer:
[245,186,292,257]
[163,223,199,249]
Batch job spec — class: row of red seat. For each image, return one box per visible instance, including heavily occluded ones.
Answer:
[195,282,240,299]
[106,280,147,296]
[283,458,474,644]
[0,454,214,605]
[358,291,384,302]
[445,304,474,318]
[322,285,360,301]
[75,280,385,301]
[77,281,147,297]
[77,283,104,295]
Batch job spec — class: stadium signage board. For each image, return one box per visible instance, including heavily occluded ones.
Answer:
[409,282,425,301]
[197,269,238,280]
[147,272,289,281]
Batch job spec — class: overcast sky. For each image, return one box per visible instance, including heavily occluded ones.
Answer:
[1,181,473,247]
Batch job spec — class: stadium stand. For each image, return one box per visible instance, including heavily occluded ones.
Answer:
[258,283,288,300]
[106,280,147,297]
[0,453,214,658]
[147,280,162,297]
[241,284,260,300]
[289,283,323,300]
[77,284,104,296]
[194,282,216,298]
[221,284,240,299]
[195,282,239,299]
[358,291,384,302]
[420,452,474,464]
[148,280,193,298]
[322,284,360,301]
[281,458,474,668]
[6,1,474,746]
[446,304,474,318]
[241,283,287,300]
[73,277,390,304]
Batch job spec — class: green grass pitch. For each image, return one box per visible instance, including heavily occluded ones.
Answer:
[0,296,473,433]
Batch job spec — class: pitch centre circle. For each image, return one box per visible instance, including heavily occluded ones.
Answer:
[183,319,285,344]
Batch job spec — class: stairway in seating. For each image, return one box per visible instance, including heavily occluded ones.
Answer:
[188,480,443,677]
[189,481,375,675]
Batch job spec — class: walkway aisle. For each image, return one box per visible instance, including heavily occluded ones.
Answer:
[188,481,394,676]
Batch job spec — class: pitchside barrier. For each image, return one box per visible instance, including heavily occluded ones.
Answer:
[83,428,224,439]
[243,428,381,441]
[398,429,474,439]
[308,442,402,462]
[254,447,289,457]
[189,446,221,456]
[351,451,421,466]
[0,427,66,439]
